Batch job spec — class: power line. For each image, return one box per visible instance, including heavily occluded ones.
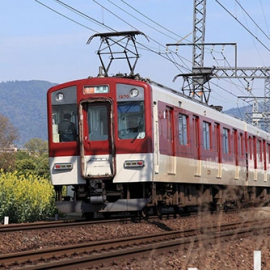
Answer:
[35,0,190,73]
[235,0,270,42]
[104,0,177,41]
[34,0,268,109]
[34,0,98,32]
[53,0,115,31]
[259,0,270,36]
[91,0,191,71]
[119,0,190,42]
[214,0,270,52]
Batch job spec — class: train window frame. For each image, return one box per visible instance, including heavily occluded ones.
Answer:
[222,128,230,154]
[178,113,188,145]
[203,121,211,150]
[117,101,146,140]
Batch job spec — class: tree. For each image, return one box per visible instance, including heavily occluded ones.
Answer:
[0,114,18,171]
[24,138,48,157]
[16,138,50,178]
[0,114,18,149]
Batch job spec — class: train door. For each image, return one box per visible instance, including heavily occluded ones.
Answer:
[79,99,115,178]
[193,115,201,176]
[166,106,176,174]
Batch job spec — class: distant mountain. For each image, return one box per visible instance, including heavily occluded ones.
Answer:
[0,80,56,147]
[224,104,252,121]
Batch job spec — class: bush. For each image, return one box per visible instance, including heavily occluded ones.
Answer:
[0,170,56,223]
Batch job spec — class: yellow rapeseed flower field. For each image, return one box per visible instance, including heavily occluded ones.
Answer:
[0,170,55,223]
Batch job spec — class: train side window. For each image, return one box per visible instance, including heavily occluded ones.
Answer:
[178,114,188,145]
[203,121,211,150]
[222,128,229,154]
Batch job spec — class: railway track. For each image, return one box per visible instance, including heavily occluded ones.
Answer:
[0,217,140,233]
[0,211,196,233]
[0,219,268,269]
[0,207,243,233]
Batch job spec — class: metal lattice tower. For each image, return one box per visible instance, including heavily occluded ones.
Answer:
[263,79,270,132]
[168,0,270,124]
[193,0,206,68]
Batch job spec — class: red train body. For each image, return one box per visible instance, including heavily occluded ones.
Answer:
[47,74,270,217]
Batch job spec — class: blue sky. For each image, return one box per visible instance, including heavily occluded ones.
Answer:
[1,0,270,110]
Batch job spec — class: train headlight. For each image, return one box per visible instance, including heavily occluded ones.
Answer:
[55,92,64,102]
[130,88,139,98]
[53,163,73,170]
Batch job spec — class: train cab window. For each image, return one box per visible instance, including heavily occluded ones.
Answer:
[222,128,229,154]
[51,86,78,143]
[178,114,188,145]
[203,121,211,150]
[118,101,145,140]
[52,105,78,143]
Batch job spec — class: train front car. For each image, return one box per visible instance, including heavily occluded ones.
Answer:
[47,77,154,217]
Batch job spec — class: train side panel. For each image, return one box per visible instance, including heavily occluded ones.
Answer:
[151,83,270,187]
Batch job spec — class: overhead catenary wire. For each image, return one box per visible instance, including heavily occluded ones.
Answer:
[91,0,191,72]
[34,0,192,73]
[34,0,269,111]
[259,0,270,36]
[235,0,270,42]
[34,0,98,32]
[214,0,270,52]
[52,0,115,31]
[119,0,191,43]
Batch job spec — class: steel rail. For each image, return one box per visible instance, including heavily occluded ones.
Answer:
[0,219,268,269]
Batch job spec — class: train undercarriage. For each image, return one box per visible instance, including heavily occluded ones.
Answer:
[54,179,270,219]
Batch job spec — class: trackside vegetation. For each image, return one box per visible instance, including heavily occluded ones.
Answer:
[0,114,57,223]
[0,171,55,223]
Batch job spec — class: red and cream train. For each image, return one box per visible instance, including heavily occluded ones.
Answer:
[47,72,270,217]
